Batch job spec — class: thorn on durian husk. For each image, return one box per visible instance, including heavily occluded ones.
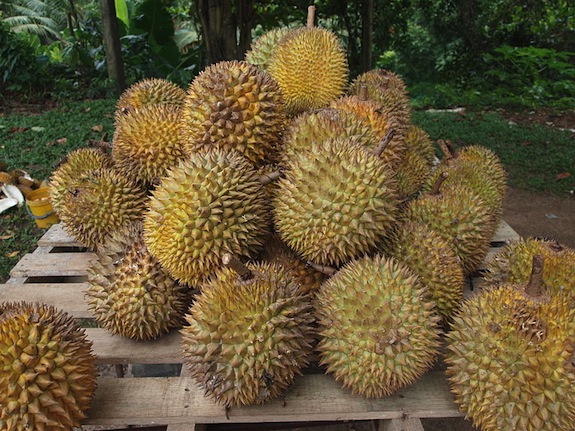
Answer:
[259,170,284,185]
[306,5,316,28]
[525,254,545,299]
[305,260,337,276]
[222,253,253,281]
[371,129,395,158]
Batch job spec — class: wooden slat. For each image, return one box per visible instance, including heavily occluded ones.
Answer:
[37,223,82,248]
[84,371,462,426]
[9,251,95,279]
[86,328,183,365]
[0,283,90,317]
[379,418,424,431]
[491,220,520,244]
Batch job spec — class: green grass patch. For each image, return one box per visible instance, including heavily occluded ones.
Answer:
[412,110,575,195]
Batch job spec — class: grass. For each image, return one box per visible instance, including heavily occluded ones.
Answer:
[0,98,573,283]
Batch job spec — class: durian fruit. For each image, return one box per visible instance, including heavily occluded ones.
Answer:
[112,104,185,185]
[273,137,399,268]
[56,167,148,250]
[267,13,348,116]
[86,223,191,340]
[484,237,575,293]
[445,255,575,431]
[115,78,186,118]
[330,95,406,171]
[315,254,441,398]
[245,27,291,70]
[382,221,465,320]
[394,148,433,201]
[280,107,379,164]
[181,257,315,407]
[0,171,14,184]
[49,147,113,213]
[347,68,412,125]
[401,178,493,274]
[180,60,287,167]
[259,234,327,295]
[0,301,98,431]
[405,124,436,166]
[144,148,272,286]
[425,143,507,227]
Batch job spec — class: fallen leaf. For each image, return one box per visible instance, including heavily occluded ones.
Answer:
[31,126,46,132]
[91,124,104,132]
[6,250,20,258]
[9,126,28,133]
[556,172,571,180]
[0,230,15,240]
[57,137,68,144]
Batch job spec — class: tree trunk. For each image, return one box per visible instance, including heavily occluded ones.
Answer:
[237,0,255,59]
[361,0,374,72]
[196,0,239,65]
[99,0,126,94]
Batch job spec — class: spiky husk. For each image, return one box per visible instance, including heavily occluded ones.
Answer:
[86,223,191,340]
[381,221,465,320]
[316,254,441,398]
[453,145,507,198]
[115,78,186,118]
[0,171,14,184]
[484,237,575,293]
[395,149,432,200]
[0,302,98,431]
[347,68,411,124]
[181,262,315,407]
[268,27,348,115]
[245,27,291,70]
[143,148,272,286]
[112,104,185,185]
[57,167,148,250]
[280,107,379,165]
[402,183,494,274]
[273,137,399,267]
[180,60,286,166]
[330,96,406,170]
[49,147,113,213]
[424,159,505,226]
[405,125,436,165]
[259,234,327,295]
[445,285,575,431]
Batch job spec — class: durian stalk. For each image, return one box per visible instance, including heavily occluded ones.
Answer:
[429,171,448,195]
[525,254,545,298]
[358,84,368,101]
[222,253,253,280]
[371,129,396,158]
[259,170,283,185]
[438,139,454,159]
[306,260,337,276]
[307,5,316,28]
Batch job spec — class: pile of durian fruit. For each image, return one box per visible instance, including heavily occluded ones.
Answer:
[2,6,575,431]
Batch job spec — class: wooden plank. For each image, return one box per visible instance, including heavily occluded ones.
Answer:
[37,223,82,248]
[0,283,90,318]
[9,252,95,279]
[83,371,462,426]
[86,328,183,365]
[491,220,520,244]
[379,418,424,431]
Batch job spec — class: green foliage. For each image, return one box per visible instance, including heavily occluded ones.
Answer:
[412,110,575,195]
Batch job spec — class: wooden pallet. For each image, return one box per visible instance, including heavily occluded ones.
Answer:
[0,221,520,431]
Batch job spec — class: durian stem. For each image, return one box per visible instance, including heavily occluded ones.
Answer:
[429,171,448,195]
[259,170,284,185]
[438,139,453,159]
[358,84,368,101]
[222,253,253,281]
[307,5,316,28]
[306,261,337,276]
[525,254,545,298]
[372,129,395,158]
